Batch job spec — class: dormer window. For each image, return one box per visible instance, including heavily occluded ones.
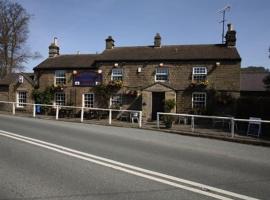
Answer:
[111,68,123,81]
[155,68,168,82]
[192,67,207,82]
[55,70,66,85]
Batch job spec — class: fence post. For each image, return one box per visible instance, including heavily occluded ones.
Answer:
[12,102,15,115]
[56,105,59,120]
[231,117,235,138]
[109,109,112,125]
[139,111,142,128]
[33,104,36,117]
[80,107,84,122]
[191,116,195,132]
[157,112,160,129]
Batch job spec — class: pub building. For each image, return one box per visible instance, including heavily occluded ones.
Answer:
[32,24,240,121]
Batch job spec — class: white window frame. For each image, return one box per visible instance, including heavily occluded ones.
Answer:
[192,67,207,82]
[54,70,66,85]
[110,95,122,108]
[111,68,123,81]
[16,91,27,108]
[54,92,65,106]
[82,93,94,108]
[155,68,169,82]
[192,92,207,109]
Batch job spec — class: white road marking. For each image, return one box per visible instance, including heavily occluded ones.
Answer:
[0,130,260,200]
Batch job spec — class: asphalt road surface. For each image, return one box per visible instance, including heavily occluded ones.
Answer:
[0,114,270,200]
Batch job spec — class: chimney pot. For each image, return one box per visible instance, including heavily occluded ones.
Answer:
[154,33,161,47]
[54,37,58,46]
[225,24,236,47]
[49,37,60,57]
[227,23,233,31]
[105,36,115,49]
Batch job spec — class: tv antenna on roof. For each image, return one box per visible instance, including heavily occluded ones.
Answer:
[218,5,231,44]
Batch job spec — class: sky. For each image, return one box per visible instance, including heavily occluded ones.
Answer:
[16,0,270,71]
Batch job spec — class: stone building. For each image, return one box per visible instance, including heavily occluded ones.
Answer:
[0,73,34,111]
[33,24,241,121]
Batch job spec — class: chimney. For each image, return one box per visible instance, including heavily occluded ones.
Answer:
[105,36,115,50]
[49,37,60,57]
[225,24,236,47]
[154,33,161,47]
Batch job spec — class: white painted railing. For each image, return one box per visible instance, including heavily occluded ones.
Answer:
[0,101,142,128]
[157,112,270,138]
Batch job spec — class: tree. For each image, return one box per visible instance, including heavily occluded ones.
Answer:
[263,74,270,90]
[0,0,39,78]
[241,66,269,73]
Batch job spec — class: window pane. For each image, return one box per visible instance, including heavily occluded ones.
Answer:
[192,93,206,108]
[111,69,123,81]
[55,92,65,106]
[55,70,66,85]
[111,95,122,107]
[156,68,168,81]
[17,91,27,107]
[193,67,207,82]
[84,93,94,108]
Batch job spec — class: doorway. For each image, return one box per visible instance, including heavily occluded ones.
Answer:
[152,92,165,120]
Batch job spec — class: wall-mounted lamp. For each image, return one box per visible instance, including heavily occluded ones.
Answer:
[98,69,102,74]
[159,63,164,67]
[137,67,142,73]
[216,62,221,66]
[114,63,119,67]
[18,75,24,83]
[73,70,77,75]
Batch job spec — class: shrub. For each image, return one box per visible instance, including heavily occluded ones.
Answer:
[163,99,176,128]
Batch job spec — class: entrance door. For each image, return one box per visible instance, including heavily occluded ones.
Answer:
[152,92,165,120]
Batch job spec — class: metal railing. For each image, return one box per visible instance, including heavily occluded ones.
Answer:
[157,112,270,138]
[0,101,142,128]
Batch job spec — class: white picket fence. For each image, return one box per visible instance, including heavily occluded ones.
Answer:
[0,101,142,128]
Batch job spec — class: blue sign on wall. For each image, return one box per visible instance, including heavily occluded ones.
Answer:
[73,72,102,86]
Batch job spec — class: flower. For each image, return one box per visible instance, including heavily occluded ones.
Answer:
[107,80,123,90]
[189,79,209,88]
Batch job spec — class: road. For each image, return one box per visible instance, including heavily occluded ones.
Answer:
[0,114,270,200]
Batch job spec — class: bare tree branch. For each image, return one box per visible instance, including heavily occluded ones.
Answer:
[0,0,37,78]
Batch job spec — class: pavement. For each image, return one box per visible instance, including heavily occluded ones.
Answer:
[0,114,270,200]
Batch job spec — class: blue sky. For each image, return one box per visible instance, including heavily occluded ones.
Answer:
[17,0,270,71]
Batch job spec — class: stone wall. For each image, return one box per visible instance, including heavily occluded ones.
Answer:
[34,59,240,117]
[99,60,240,92]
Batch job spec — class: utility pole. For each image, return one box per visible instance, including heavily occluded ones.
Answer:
[218,5,231,44]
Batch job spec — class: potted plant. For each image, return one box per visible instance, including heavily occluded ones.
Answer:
[163,99,176,128]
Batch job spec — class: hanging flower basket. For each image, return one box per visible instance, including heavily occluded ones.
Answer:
[189,80,209,88]
[53,85,65,92]
[107,80,123,91]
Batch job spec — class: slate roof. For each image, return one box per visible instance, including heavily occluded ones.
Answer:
[96,44,241,62]
[240,71,269,91]
[34,54,98,70]
[34,44,241,70]
[0,73,34,86]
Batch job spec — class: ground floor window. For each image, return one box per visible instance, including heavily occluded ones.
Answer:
[55,92,65,106]
[110,95,122,108]
[83,93,94,108]
[16,91,27,107]
[192,92,206,108]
